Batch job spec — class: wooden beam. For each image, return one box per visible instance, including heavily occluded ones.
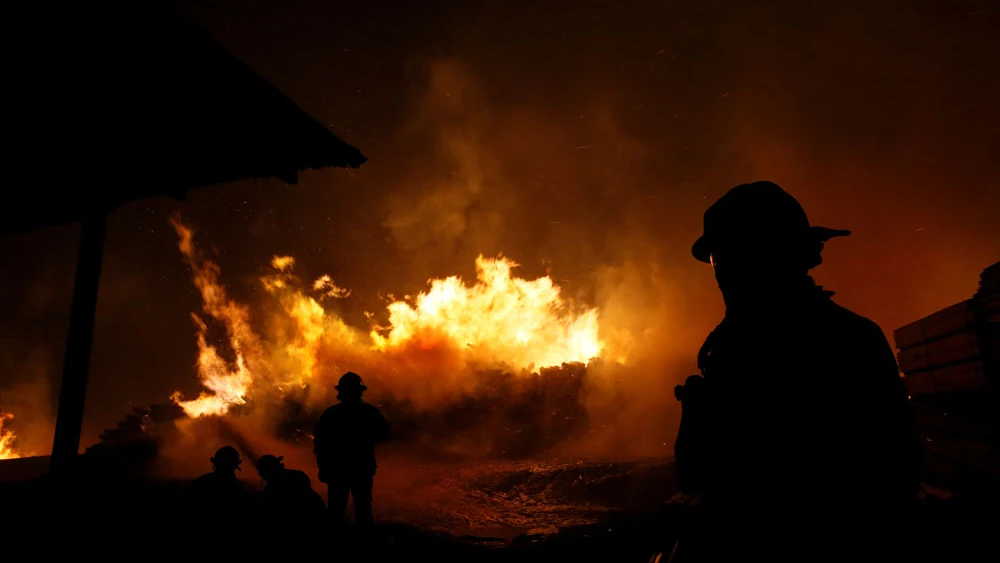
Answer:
[49,213,108,473]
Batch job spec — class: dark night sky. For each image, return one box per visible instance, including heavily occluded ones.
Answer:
[1,0,998,454]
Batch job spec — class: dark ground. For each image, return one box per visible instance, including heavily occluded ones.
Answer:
[1,463,997,562]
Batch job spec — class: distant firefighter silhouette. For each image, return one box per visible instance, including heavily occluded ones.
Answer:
[671,182,920,561]
[314,372,390,530]
[256,454,327,529]
[191,445,249,521]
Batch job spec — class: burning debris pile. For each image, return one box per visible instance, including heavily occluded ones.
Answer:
[272,362,592,459]
[162,216,618,458]
[384,362,591,458]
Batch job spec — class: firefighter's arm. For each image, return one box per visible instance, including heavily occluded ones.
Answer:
[674,374,709,495]
[313,411,331,483]
[313,411,328,455]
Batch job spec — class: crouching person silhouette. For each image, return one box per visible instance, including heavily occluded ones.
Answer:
[256,454,327,534]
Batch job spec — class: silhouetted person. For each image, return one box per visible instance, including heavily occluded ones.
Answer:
[672,182,920,561]
[190,446,249,528]
[256,454,327,528]
[314,371,390,531]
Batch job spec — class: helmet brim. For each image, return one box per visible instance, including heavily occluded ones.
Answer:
[692,226,851,263]
[691,235,712,264]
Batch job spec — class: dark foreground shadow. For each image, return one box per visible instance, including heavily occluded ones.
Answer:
[1,471,997,562]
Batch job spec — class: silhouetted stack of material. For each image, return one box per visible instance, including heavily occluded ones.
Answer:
[894,261,1000,497]
[80,403,187,478]
[89,403,186,448]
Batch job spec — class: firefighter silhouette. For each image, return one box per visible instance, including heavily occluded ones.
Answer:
[671,181,920,561]
[314,372,390,530]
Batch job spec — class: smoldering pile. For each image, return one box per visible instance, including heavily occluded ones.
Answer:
[273,362,592,459]
[85,362,603,474]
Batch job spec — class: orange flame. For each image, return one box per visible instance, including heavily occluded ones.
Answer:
[260,257,332,389]
[371,255,603,371]
[0,412,20,460]
[169,218,607,418]
[169,218,262,417]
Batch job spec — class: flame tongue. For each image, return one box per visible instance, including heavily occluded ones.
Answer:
[169,218,261,418]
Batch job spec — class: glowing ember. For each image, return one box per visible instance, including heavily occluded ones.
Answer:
[168,217,606,419]
[0,412,20,460]
[371,255,603,371]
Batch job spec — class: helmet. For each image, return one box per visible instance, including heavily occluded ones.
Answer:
[692,181,850,264]
[210,445,242,470]
[335,371,367,392]
[257,454,284,476]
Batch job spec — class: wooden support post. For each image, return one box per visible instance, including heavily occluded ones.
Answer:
[49,213,108,473]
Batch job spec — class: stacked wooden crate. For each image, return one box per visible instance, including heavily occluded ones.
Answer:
[894,261,1000,496]
[896,300,988,395]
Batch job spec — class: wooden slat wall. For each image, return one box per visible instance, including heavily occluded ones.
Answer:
[896,263,999,497]
[895,300,976,351]
[903,361,989,396]
[898,329,981,374]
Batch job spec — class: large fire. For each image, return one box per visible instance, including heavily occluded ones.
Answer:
[0,412,20,460]
[168,217,606,419]
[371,255,602,370]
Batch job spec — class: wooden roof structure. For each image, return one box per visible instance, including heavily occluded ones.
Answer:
[2,1,365,235]
[1,2,366,472]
